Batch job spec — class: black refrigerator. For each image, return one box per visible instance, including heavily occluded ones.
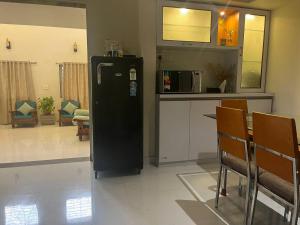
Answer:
[91,56,143,178]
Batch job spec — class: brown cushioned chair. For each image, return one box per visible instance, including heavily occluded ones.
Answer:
[221,99,248,113]
[11,100,38,128]
[215,106,252,224]
[221,99,249,194]
[249,113,300,225]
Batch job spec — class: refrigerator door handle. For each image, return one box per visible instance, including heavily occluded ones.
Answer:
[97,63,114,85]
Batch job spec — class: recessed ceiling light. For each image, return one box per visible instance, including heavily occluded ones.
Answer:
[220,11,225,16]
[246,14,255,20]
[180,8,189,14]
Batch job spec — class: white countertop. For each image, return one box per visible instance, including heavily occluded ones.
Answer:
[159,93,274,100]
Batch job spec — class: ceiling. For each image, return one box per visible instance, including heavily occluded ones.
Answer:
[178,0,289,10]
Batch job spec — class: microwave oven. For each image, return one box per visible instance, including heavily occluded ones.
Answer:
[157,70,202,94]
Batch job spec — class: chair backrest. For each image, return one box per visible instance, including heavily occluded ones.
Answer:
[221,99,248,113]
[16,100,37,109]
[216,106,249,161]
[253,112,299,183]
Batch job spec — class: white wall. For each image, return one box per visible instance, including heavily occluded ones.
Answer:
[85,0,140,57]
[266,0,300,114]
[0,24,88,118]
[139,0,157,157]
[0,2,86,29]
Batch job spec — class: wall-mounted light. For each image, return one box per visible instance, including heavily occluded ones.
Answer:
[6,38,11,49]
[73,42,78,53]
[180,8,189,15]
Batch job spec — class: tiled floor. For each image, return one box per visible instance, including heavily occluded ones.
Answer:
[0,125,90,164]
[0,161,206,225]
[0,160,292,225]
[179,171,291,225]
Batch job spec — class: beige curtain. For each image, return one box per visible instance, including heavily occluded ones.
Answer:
[0,61,35,124]
[63,63,89,109]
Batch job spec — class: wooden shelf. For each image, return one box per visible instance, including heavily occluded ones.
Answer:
[217,10,240,47]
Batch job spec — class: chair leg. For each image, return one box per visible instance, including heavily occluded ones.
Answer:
[248,183,258,225]
[215,165,223,208]
[238,176,243,197]
[284,206,289,222]
[244,177,251,225]
[289,211,294,225]
[221,168,227,196]
[291,204,299,225]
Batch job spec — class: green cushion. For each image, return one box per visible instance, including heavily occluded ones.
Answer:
[61,114,74,118]
[17,102,34,115]
[63,102,78,115]
[16,100,36,110]
[61,100,80,109]
[15,114,33,119]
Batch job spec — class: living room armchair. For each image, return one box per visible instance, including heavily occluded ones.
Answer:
[58,100,80,126]
[11,100,38,128]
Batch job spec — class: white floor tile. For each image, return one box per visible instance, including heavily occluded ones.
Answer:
[0,125,90,163]
[0,161,204,225]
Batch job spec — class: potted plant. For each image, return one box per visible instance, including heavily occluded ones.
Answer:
[206,63,236,93]
[38,96,56,125]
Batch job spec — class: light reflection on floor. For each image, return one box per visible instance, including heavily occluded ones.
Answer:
[5,204,39,225]
[66,196,92,222]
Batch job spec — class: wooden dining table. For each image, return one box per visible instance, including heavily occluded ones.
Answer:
[204,113,300,144]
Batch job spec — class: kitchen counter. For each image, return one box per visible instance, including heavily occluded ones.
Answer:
[155,92,274,165]
[159,93,274,100]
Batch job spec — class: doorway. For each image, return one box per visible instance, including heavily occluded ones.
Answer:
[0,1,90,166]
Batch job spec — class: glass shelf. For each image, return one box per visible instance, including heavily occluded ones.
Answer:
[241,14,266,89]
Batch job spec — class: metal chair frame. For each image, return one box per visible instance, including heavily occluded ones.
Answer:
[248,143,300,225]
[215,131,252,224]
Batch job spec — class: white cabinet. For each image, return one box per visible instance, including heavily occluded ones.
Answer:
[247,99,272,113]
[159,101,190,163]
[189,100,219,160]
[157,97,273,165]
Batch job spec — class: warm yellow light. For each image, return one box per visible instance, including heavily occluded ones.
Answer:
[220,11,225,16]
[246,14,255,20]
[180,8,189,14]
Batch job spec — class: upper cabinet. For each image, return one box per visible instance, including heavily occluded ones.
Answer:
[157,0,270,93]
[163,7,212,43]
[217,9,240,47]
[237,11,270,92]
[157,1,215,47]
